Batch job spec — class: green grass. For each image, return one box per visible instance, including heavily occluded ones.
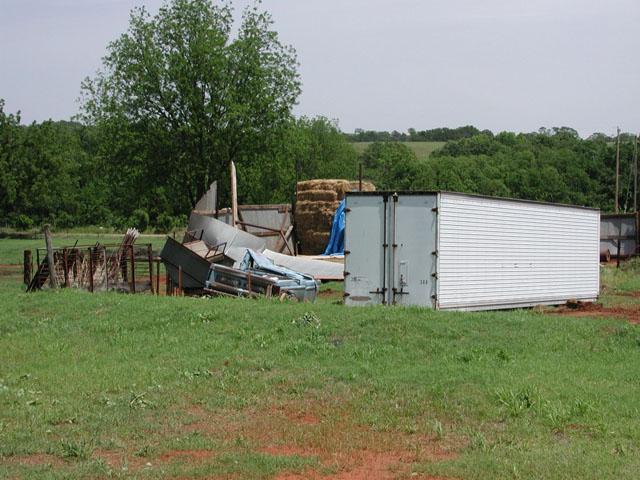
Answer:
[1,237,640,478]
[350,141,446,162]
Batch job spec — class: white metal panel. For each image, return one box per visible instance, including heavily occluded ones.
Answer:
[344,195,387,305]
[391,195,437,307]
[437,193,600,310]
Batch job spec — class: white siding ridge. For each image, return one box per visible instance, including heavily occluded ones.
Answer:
[437,192,600,310]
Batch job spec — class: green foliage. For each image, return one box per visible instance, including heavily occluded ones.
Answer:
[154,213,187,233]
[347,125,489,142]
[0,100,98,228]
[13,214,34,231]
[0,68,635,229]
[357,129,630,211]
[360,142,422,190]
[129,209,149,232]
[79,0,301,212]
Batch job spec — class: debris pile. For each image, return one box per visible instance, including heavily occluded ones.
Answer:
[206,249,317,301]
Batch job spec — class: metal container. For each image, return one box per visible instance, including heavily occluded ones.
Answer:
[600,213,638,258]
[344,191,600,311]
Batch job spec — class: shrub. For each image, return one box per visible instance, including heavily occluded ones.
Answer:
[56,211,75,230]
[13,214,34,231]
[154,213,175,233]
[130,209,150,232]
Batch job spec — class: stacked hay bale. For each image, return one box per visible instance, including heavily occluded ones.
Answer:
[295,179,375,254]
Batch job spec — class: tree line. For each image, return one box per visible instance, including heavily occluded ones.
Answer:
[2,97,634,233]
[0,0,634,232]
[347,125,493,142]
[347,125,629,144]
[361,130,636,214]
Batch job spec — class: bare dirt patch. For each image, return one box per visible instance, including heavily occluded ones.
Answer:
[0,453,64,467]
[0,264,21,277]
[160,449,213,463]
[318,288,337,297]
[172,399,462,479]
[551,299,640,324]
[93,449,148,470]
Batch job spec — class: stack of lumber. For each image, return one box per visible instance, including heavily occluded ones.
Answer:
[295,179,375,254]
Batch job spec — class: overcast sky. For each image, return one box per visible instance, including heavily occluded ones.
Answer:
[1,0,638,137]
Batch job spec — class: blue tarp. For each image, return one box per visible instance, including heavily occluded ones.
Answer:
[322,199,346,255]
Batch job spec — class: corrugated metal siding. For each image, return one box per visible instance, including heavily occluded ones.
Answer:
[437,193,600,310]
[600,215,637,257]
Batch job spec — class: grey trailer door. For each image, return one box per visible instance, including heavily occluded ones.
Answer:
[389,194,437,307]
[344,195,387,305]
[344,193,437,307]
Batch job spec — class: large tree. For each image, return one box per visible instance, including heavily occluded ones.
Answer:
[80,0,300,212]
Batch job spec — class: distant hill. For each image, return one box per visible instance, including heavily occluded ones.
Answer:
[350,141,445,162]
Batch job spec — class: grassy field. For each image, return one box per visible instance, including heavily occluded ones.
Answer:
[350,141,446,162]
[1,236,640,479]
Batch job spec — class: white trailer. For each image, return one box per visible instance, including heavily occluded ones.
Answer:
[344,191,600,311]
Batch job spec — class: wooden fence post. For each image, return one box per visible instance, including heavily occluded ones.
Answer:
[44,224,57,288]
[23,250,32,286]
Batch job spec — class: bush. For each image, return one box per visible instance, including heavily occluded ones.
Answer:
[55,211,75,230]
[154,214,187,233]
[13,214,34,231]
[154,213,176,233]
[130,209,150,232]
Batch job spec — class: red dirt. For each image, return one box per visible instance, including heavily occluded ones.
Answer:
[551,299,640,324]
[92,448,213,470]
[93,449,148,469]
[274,449,460,480]
[0,453,64,467]
[0,264,21,277]
[318,288,338,297]
[160,449,213,463]
[172,400,462,479]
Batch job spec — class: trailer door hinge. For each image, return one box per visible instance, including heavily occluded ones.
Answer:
[431,207,438,213]
[431,272,438,279]
[431,294,438,300]
[343,271,350,276]
[344,208,351,213]
[431,250,438,256]
[343,250,351,255]
[343,292,350,297]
